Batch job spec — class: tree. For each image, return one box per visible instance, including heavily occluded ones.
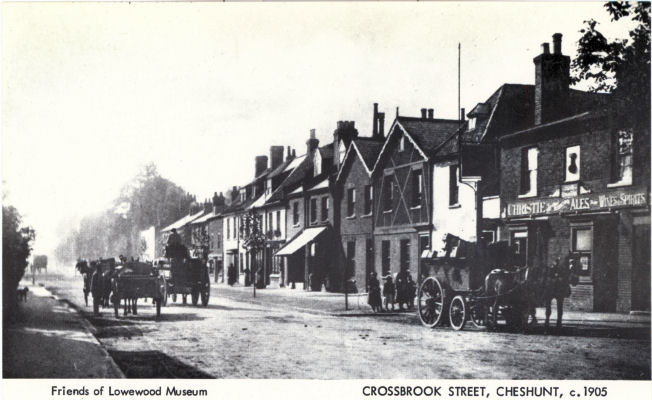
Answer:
[572,2,650,129]
[239,209,266,296]
[3,205,35,321]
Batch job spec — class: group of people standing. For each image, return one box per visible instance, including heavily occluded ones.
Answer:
[367,270,416,312]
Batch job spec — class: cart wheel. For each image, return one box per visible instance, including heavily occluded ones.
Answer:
[201,289,209,306]
[191,288,199,306]
[156,299,161,317]
[182,295,187,304]
[113,298,119,318]
[417,277,444,328]
[172,293,177,303]
[449,295,467,331]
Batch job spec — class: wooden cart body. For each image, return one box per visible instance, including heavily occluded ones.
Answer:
[166,257,211,306]
[111,272,167,318]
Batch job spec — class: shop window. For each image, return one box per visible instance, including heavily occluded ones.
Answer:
[565,145,581,182]
[520,147,538,196]
[310,198,317,223]
[449,164,459,205]
[412,169,423,206]
[571,226,593,275]
[400,239,410,272]
[364,185,373,215]
[347,188,356,217]
[381,241,390,276]
[321,197,329,221]
[293,201,299,225]
[610,129,633,186]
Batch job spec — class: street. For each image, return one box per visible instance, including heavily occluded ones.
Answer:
[28,273,649,380]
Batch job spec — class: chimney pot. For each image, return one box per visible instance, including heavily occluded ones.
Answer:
[421,108,427,119]
[396,107,399,117]
[460,108,466,121]
[292,149,296,157]
[372,103,379,137]
[427,109,434,119]
[270,145,284,170]
[542,42,550,55]
[310,129,316,139]
[378,112,385,137]
[552,33,562,54]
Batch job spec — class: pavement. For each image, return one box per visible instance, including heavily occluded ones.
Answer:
[2,281,124,378]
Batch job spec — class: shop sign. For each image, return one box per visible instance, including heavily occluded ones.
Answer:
[506,187,648,218]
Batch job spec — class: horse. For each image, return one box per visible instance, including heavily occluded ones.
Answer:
[483,266,531,332]
[535,252,580,334]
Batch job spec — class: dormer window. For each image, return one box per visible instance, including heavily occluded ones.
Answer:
[313,150,322,176]
[399,135,405,152]
[468,117,477,131]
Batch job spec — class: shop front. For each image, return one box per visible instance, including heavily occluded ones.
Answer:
[503,185,649,312]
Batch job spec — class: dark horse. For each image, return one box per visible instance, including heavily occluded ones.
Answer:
[532,252,580,333]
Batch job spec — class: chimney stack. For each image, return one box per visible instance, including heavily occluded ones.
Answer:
[286,146,293,161]
[552,33,562,55]
[420,108,427,119]
[306,129,320,154]
[427,109,434,120]
[534,33,570,125]
[270,146,284,170]
[231,186,239,202]
[372,103,379,137]
[542,42,550,55]
[255,155,268,177]
[378,112,385,138]
[292,149,296,157]
[460,108,465,121]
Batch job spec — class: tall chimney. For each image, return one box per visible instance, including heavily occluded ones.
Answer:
[460,108,465,121]
[534,33,570,125]
[306,129,320,154]
[420,108,427,119]
[286,146,293,161]
[552,33,562,55]
[427,109,434,119]
[231,186,239,202]
[542,42,550,55]
[378,112,385,138]
[292,149,296,157]
[372,103,379,137]
[270,146,284,170]
[255,155,268,177]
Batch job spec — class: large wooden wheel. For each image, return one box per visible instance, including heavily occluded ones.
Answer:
[449,295,467,331]
[417,277,444,328]
[469,300,486,328]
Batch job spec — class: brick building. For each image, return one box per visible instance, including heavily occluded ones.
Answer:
[475,34,650,312]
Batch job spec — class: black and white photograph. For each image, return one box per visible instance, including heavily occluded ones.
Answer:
[2,0,651,390]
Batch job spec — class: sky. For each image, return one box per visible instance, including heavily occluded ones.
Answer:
[1,2,635,256]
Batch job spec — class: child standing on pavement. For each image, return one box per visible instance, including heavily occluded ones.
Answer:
[383,275,396,311]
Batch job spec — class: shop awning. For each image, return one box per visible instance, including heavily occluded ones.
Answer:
[275,227,327,256]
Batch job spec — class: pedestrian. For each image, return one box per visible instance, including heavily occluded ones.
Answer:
[406,273,416,310]
[90,262,103,316]
[383,275,396,311]
[395,269,409,310]
[367,272,382,312]
[227,263,236,286]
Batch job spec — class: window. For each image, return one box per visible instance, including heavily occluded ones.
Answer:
[510,230,528,267]
[520,147,538,196]
[468,117,476,131]
[399,135,405,152]
[611,129,633,185]
[347,188,356,217]
[383,176,393,211]
[321,197,328,221]
[267,212,272,232]
[364,185,373,215]
[293,201,299,225]
[313,151,322,176]
[276,211,281,233]
[565,145,581,182]
[227,218,230,239]
[449,164,459,206]
[338,141,347,165]
[381,241,390,276]
[413,169,423,206]
[480,230,495,244]
[419,235,430,257]
[310,198,317,223]
[400,239,410,272]
[571,226,593,275]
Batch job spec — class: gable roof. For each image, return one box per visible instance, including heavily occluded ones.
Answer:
[161,209,205,232]
[267,153,311,203]
[335,137,383,182]
[372,117,461,173]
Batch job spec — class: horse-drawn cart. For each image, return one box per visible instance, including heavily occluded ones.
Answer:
[165,245,210,306]
[111,263,167,318]
[417,234,531,331]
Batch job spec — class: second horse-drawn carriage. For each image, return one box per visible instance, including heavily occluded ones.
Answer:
[417,234,578,332]
[164,243,211,306]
